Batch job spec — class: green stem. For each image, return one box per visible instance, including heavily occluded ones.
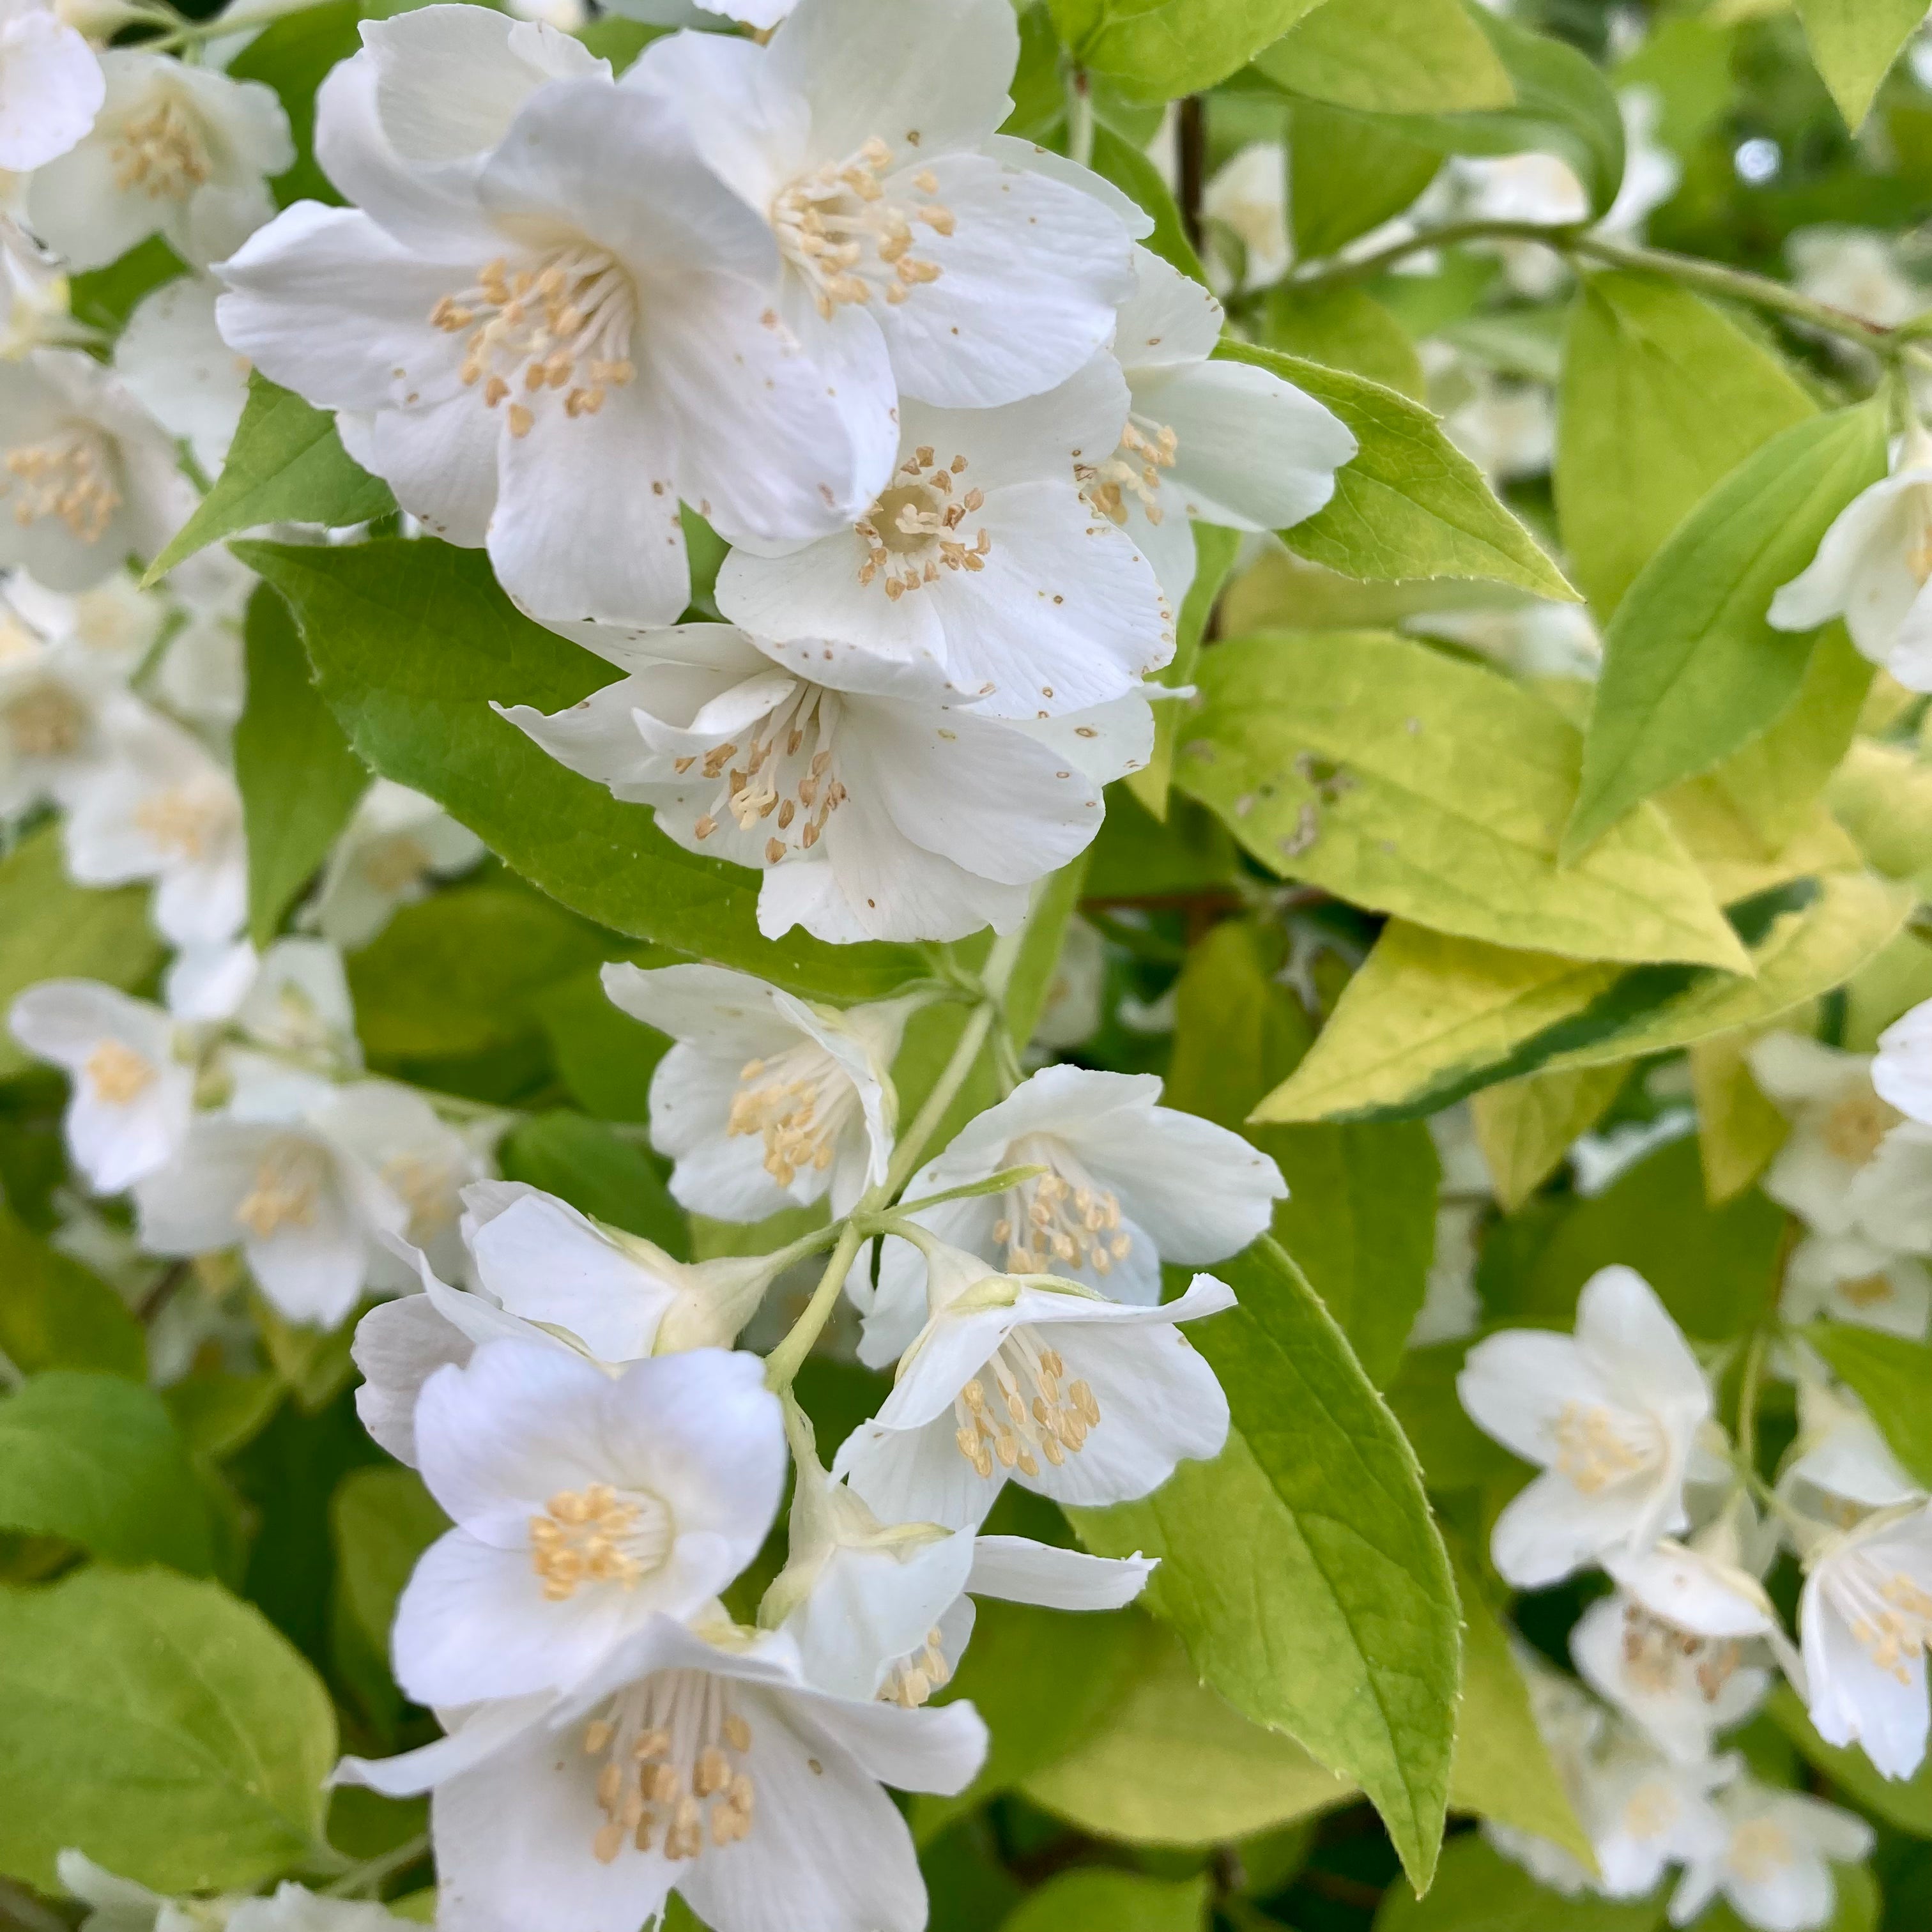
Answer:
[892,1162,1048,1220]
[321,1832,429,1899]
[1289,216,1932,365]
[1736,1326,1768,1481]
[763,1218,866,1392]
[1066,68,1095,171]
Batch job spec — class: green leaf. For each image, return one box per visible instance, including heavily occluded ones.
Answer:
[1264,284,1425,398]
[1380,6,1628,217]
[1805,1322,1932,1486]
[1767,1682,1932,1838]
[1445,1537,1595,1866]
[1219,345,1574,597]
[235,582,370,947]
[1288,101,1446,261]
[146,374,394,583]
[1798,0,1927,127]
[1125,521,1243,818]
[1176,631,1747,970]
[1089,122,1205,284]
[1555,272,1814,619]
[236,537,922,1002]
[1050,0,1332,102]
[1165,920,1438,1383]
[1254,0,1514,113]
[1376,1832,1663,1931]
[1004,852,1091,1044]
[0,1202,145,1379]
[1072,1238,1459,1889]
[532,964,676,1122]
[1830,738,1932,883]
[347,883,612,1062]
[1018,1617,1354,1846]
[329,1463,447,1695]
[999,1867,1206,1932]
[0,1372,212,1573]
[913,1598,1145,1843]
[1469,1064,1626,1213]
[1533,870,1913,1076]
[499,1110,688,1257]
[1565,402,1890,859]
[1505,1136,1786,1342]
[1386,1341,1521,1492]
[0,1565,337,1892]
[0,825,165,1083]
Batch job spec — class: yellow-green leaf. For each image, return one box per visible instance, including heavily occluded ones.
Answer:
[1254,0,1514,113]
[1689,1034,1789,1204]
[1050,0,1332,101]
[1830,737,1932,884]
[1470,1063,1626,1213]
[1176,631,1746,969]
[1018,1620,1354,1846]
[1798,0,1928,127]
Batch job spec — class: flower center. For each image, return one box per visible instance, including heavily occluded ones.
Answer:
[580,1671,755,1864]
[992,1136,1131,1279]
[1821,1085,1899,1165]
[1729,1818,1795,1883]
[382,1150,462,1244]
[433,247,637,439]
[879,1626,952,1709]
[1620,1602,1742,1705]
[236,1137,328,1241]
[1550,1400,1660,1494]
[4,429,120,542]
[111,96,212,200]
[686,682,847,866]
[1830,1554,1932,1684]
[1621,1781,1681,1842]
[3,679,87,757]
[1839,1271,1898,1309]
[1908,490,1932,585]
[952,1330,1100,1480]
[529,1482,673,1601]
[359,832,433,896]
[1077,414,1179,528]
[728,1034,857,1188]
[84,1039,157,1105]
[855,446,989,599]
[134,779,234,861]
[770,137,951,319]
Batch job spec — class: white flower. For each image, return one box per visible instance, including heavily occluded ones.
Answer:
[854,1064,1284,1366]
[309,778,484,949]
[1200,141,1288,293]
[1874,995,1932,1123]
[832,1240,1233,1529]
[1790,227,1922,332]
[0,211,86,356]
[61,702,246,946]
[29,50,291,272]
[0,0,102,172]
[1482,1657,1606,1896]
[395,1338,785,1706]
[151,547,252,730]
[1572,1531,1784,1761]
[133,1061,478,1326]
[716,353,1169,726]
[1778,1379,1922,1524]
[1028,913,1103,1054]
[1768,425,1932,691]
[505,623,1147,943]
[603,962,907,1219]
[0,348,190,592]
[231,935,362,1069]
[1669,1777,1874,1932]
[57,1862,401,1932]
[632,0,1133,448]
[1459,1265,1716,1588]
[9,980,192,1192]
[113,275,251,474]
[1800,1499,1932,1779]
[218,9,878,629]
[0,635,125,818]
[335,1610,988,1932]
[3,565,167,680]
[353,1179,777,1463]
[1094,247,1353,603]
[762,1400,1153,1703]
[1746,1032,1906,1239]
[1784,1230,1931,1338]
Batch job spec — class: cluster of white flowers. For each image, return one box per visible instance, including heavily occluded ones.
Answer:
[1457,1263,1932,1929]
